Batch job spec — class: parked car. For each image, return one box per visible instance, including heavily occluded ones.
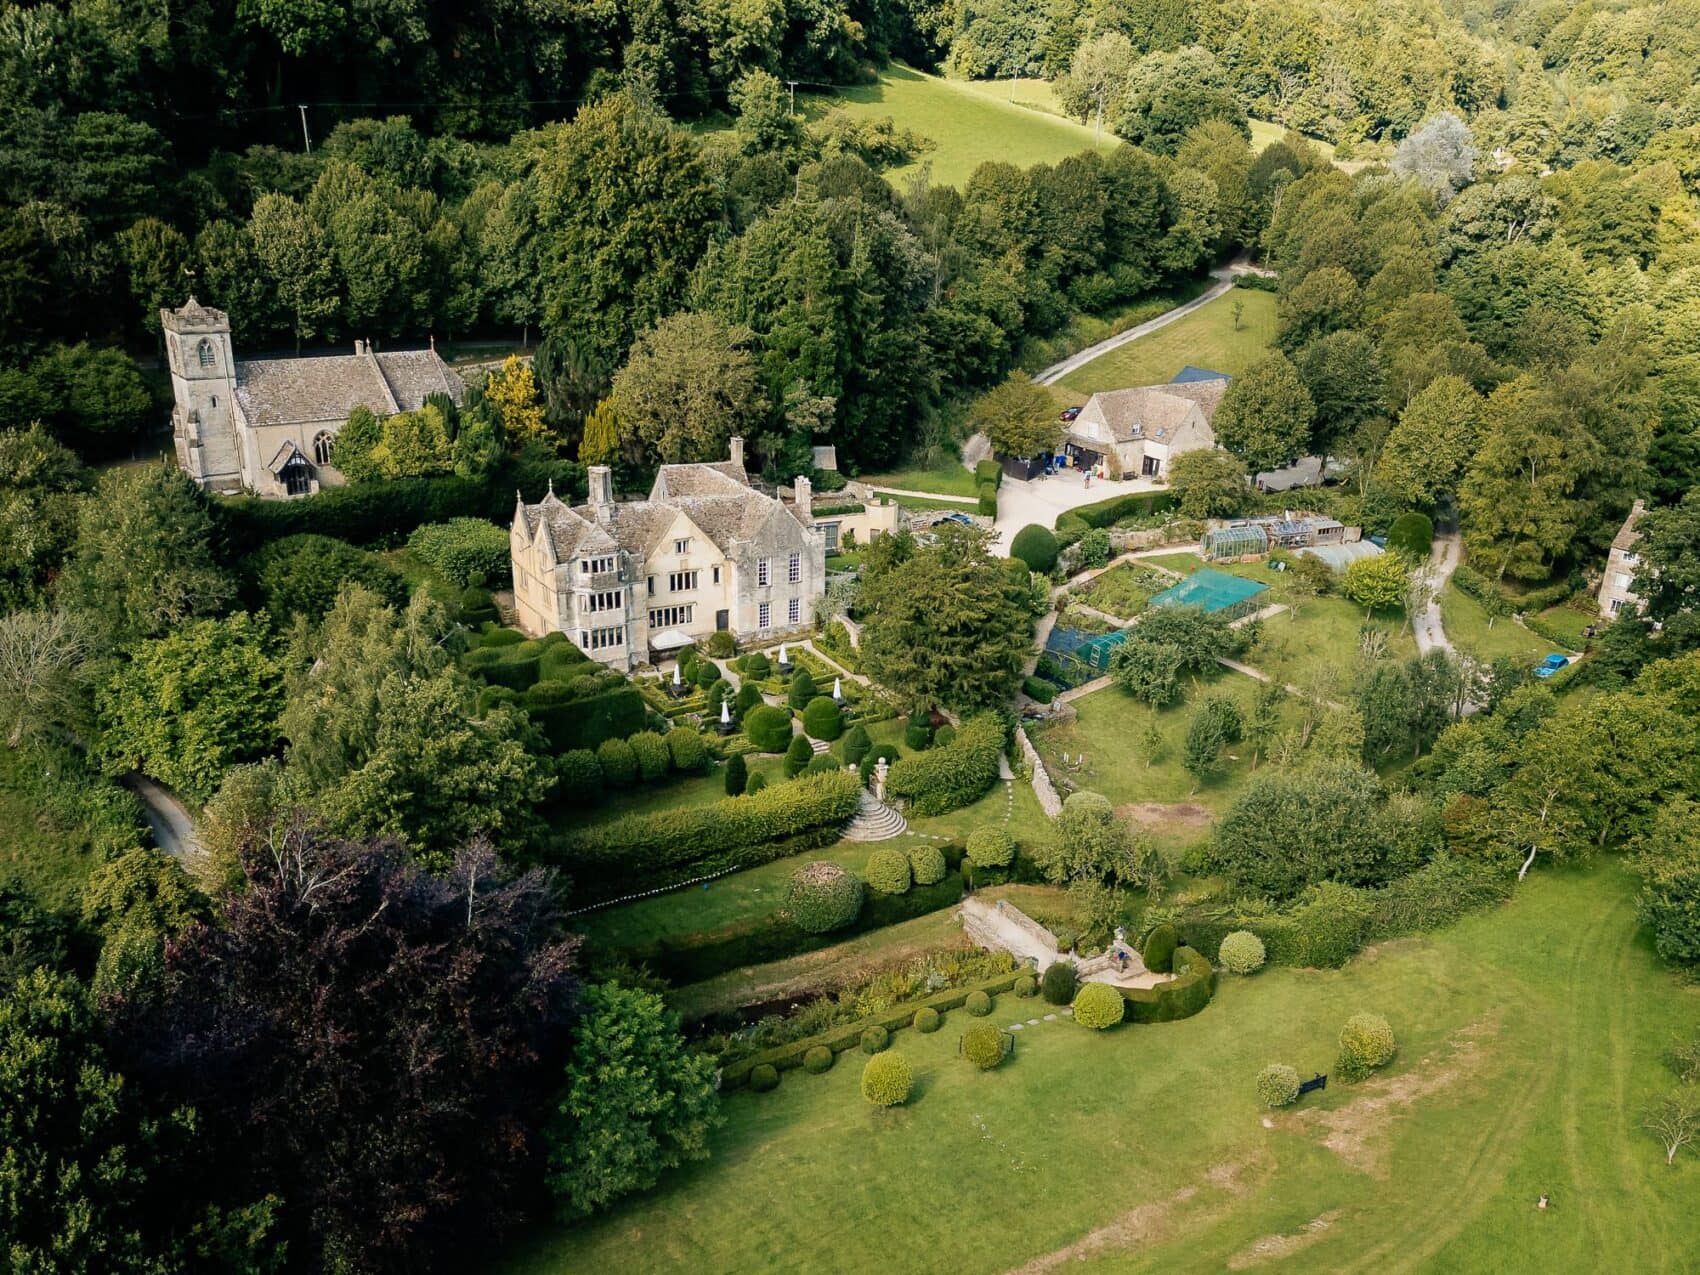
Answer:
[1534,653,1570,678]
[1059,406,1081,421]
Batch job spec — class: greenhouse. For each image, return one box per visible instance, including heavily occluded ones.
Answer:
[1148,569,1269,622]
[1200,523,1269,560]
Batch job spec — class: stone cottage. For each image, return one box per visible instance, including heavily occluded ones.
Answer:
[162,298,465,498]
[1063,373,1228,479]
[510,439,827,669]
[1598,500,1648,619]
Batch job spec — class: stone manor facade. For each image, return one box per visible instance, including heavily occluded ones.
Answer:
[162,299,465,498]
[510,439,827,669]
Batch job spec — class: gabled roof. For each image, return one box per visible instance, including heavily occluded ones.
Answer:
[234,348,464,428]
[1076,386,1210,444]
[650,460,750,501]
[1612,500,1647,553]
[267,439,310,474]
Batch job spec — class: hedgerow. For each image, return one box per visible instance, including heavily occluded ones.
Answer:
[886,714,1004,816]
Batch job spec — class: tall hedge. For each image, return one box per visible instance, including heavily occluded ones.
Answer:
[1055,491,1177,547]
[407,517,511,587]
[886,715,1005,816]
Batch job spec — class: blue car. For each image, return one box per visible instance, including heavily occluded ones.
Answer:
[1534,653,1570,678]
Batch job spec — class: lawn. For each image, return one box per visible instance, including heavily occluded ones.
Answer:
[500,861,1700,1274]
[858,458,981,498]
[1438,582,1552,666]
[887,491,980,512]
[1057,288,1277,395]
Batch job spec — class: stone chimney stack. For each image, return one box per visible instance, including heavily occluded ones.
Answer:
[793,474,812,514]
[589,465,614,522]
[354,338,371,356]
[729,435,745,470]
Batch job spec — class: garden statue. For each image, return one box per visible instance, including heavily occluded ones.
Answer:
[672,663,682,687]
[777,643,791,673]
[718,699,733,735]
[875,755,889,802]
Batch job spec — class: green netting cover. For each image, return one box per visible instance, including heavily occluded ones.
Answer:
[1149,569,1268,617]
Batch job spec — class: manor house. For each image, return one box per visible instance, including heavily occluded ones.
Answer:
[511,439,827,669]
[162,299,465,498]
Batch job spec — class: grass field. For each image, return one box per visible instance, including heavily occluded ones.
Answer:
[1438,583,1553,666]
[502,861,1700,1274]
[1057,289,1277,395]
[858,458,981,497]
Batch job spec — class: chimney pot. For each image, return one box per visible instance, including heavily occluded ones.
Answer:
[729,436,745,470]
[794,474,812,510]
[589,465,614,518]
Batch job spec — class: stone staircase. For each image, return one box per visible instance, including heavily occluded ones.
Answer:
[810,737,830,754]
[841,789,907,841]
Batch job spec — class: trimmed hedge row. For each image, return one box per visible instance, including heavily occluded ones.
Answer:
[721,968,1025,1089]
[886,714,1004,816]
[1056,491,1178,546]
[552,768,861,879]
[1117,946,1214,1022]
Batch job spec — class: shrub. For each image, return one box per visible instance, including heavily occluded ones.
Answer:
[1054,491,1178,546]
[861,1052,913,1106]
[966,825,1015,869]
[744,705,793,752]
[706,630,736,658]
[1014,974,1037,998]
[887,715,1004,816]
[1256,1063,1300,1108]
[1041,960,1078,1005]
[749,1064,780,1093]
[962,1024,1007,1070]
[841,724,871,767]
[250,533,407,622]
[694,659,720,689]
[406,517,511,586]
[456,585,497,625]
[557,749,603,802]
[1077,527,1112,569]
[862,744,901,788]
[865,848,912,895]
[1052,927,1076,954]
[1387,511,1434,558]
[965,990,992,1016]
[802,1045,834,1074]
[724,752,748,796]
[860,1024,890,1054]
[1143,922,1178,974]
[1022,676,1057,703]
[784,735,814,778]
[802,695,844,741]
[596,738,638,787]
[914,1006,941,1033]
[934,724,956,747]
[904,710,933,751]
[1337,1013,1396,1081]
[741,651,771,678]
[974,457,1002,488]
[629,730,671,782]
[746,771,769,795]
[1010,524,1060,574]
[805,753,841,775]
[787,861,864,934]
[666,727,708,774]
[976,481,997,516]
[787,667,817,710]
[1218,930,1267,975]
[907,844,947,886]
[1072,981,1125,1029]
[733,682,763,720]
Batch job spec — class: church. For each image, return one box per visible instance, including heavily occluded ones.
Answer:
[162,299,466,498]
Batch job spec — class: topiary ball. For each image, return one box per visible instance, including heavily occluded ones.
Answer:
[1218,930,1267,975]
[1071,981,1126,1030]
[965,990,993,1017]
[961,1024,1007,1071]
[865,848,912,895]
[786,862,864,934]
[1256,1063,1300,1108]
[784,735,814,778]
[802,695,844,741]
[1040,960,1077,1005]
[913,1006,941,1033]
[966,825,1015,869]
[860,1024,890,1054]
[861,1051,914,1107]
[1010,524,1059,574]
[1014,974,1037,998]
[1142,922,1178,974]
[743,704,792,752]
[749,1064,780,1093]
[802,1046,834,1075]
[907,844,947,886]
[1337,1012,1396,1081]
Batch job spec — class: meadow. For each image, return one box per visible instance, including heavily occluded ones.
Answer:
[1057,289,1277,394]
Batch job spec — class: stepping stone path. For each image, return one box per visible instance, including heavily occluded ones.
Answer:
[840,789,908,842]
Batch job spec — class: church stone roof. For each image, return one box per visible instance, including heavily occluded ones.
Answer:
[234,349,464,428]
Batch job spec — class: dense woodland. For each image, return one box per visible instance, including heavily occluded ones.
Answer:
[3,0,1700,1270]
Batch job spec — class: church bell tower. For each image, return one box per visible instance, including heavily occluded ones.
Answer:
[161,298,243,493]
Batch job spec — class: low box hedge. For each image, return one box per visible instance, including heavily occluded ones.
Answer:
[1116,946,1214,1022]
[721,967,1026,1089]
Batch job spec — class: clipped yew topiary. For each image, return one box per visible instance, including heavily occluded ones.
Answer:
[557,749,603,802]
[1014,974,1037,998]
[741,651,771,678]
[629,730,672,782]
[805,753,841,776]
[1256,1063,1300,1108]
[802,695,844,741]
[1218,930,1267,975]
[1072,981,1126,1030]
[907,844,947,886]
[706,630,736,658]
[913,1006,941,1033]
[666,726,709,773]
[744,704,793,753]
[787,862,864,934]
[841,723,872,767]
[1337,1013,1396,1081]
[787,667,817,710]
[1143,922,1178,974]
[860,1024,891,1054]
[961,1024,1008,1070]
[802,1045,834,1075]
[596,738,638,787]
[1041,960,1077,1005]
[965,990,993,1017]
[784,735,814,778]
[861,1051,914,1106]
[1011,524,1059,574]
[745,771,768,795]
[904,709,933,751]
[966,825,1015,869]
[865,848,912,895]
[749,1063,780,1093]
[724,751,748,797]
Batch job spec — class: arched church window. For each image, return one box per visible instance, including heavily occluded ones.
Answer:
[197,339,215,369]
[312,432,334,466]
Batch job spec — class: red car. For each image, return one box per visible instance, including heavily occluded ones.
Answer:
[1059,406,1081,421]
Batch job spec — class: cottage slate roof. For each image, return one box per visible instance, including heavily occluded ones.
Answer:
[234,349,464,428]
[1077,386,1208,444]
[650,461,750,499]
[1612,500,1647,553]
[1156,378,1228,420]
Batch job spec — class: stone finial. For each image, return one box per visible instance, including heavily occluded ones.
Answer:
[720,700,731,725]
[832,677,842,700]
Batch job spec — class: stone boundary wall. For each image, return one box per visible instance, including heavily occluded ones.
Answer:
[995,897,1060,950]
[1016,726,1062,817]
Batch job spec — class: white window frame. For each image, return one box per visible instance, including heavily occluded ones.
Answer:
[582,555,615,576]
[788,551,801,583]
[583,626,623,651]
[788,597,800,625]
[648,604,694,629]
[757,557,770,587]
[585,591,622,614]
[758,601,771,629]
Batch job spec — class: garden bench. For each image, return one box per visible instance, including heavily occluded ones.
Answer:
[1297,1073,1328,1096]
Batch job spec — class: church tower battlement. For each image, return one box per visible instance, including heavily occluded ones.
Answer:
[162,299,243,493]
